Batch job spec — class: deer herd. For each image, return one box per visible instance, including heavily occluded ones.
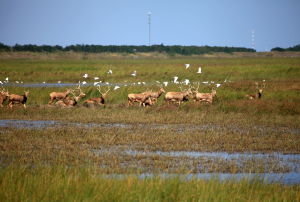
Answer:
[0,82,266,109]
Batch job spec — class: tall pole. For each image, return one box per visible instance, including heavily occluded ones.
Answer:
[148,12,151,46]
[251,29,255,50]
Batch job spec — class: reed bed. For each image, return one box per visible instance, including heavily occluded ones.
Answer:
[0,166,299,202]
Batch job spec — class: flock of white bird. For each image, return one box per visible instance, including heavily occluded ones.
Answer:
[1,64,224,92]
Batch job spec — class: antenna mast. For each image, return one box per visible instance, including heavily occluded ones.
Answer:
[148,11,151,46]
[251,29,255,50]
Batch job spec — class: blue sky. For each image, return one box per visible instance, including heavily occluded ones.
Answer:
[0,0,299,51]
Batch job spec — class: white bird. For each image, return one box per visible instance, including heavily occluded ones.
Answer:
[131,71,137,77]
[224,79,227,83]
[15,81,19,83]
[94,77,99,80]
[42,81,46,84]
[211,81,215,84]
[142,82,146,85]
[163,81,168,87]
[107,70,113,74]
[58,81,61,84]
[197,67,202,74]
[216,84,221,88]
[185,64,190,69]
[83,73,88,78]
[184,79,190,85]
[202,81,209,84]
[5,77,8,81]
[0,81,3,84]
[114,86,120,90]
[20,81,23,83]
[82,81,87,85]
[137,82,141,85]
[156,81,160,84]
[94,82,100,86]
[173,76,179,83]
[105,82,109,85]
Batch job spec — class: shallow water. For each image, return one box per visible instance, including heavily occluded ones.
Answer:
[104,172,300,185]
[0,119,299,135]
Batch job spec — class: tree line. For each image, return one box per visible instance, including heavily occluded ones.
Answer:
[271,44,300,52]
[0,43,257,55]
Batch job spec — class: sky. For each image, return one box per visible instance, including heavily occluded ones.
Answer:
[0,0,299,51]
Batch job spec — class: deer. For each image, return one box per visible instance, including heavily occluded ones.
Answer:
[0,87,9,107]
[83,86,111,107]
[48,88,72,105]
[245,82,266,100]
[128,91,153,107]
[164,86,193,106]
[192,83,217,104]
[142,87,166,105]
[8,91,29,109]
[55,84,86,107]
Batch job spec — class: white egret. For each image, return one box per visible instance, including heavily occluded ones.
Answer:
[94,77,99,80]
[202,81,209,84]
[197,67,202,74]
[83,73,88,78]
[163,81,168,87]
[216,84,221,88]
[94,82,100,86]
[114,86,120,90]
[5,77,8,81]
[156,81,160,83]
[173,76,179,84]
[58,81,61,84]
[185,64,190,69]
[42,81,46,84]
[107,70,113,74]
[131,71,137,77]
[82,81,87,85]
[184,79,190,85]
[15,81,19,83]
[0,81,3,84]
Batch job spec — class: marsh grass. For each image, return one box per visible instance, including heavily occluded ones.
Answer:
[0,166,299,202]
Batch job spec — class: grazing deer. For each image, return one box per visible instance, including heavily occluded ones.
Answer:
[0,87,9,107]
[164,87,193,106]
[142,87,165,104]
[83,86,111,107]
[245,82,266,100]
[48,88,72,104]
[8,91,29,109]
[192,83,217,104]
[128,92,153,107]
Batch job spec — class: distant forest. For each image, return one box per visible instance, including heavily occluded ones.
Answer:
[0,43,256,55]
[271,44,300,52]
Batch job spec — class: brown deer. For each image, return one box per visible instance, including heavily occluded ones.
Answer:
[192,83,217,104]
[8,91,29,109]
[164,86,193,106]
[83,86,111,107]
[48,88,72,104]
[0,87,9,107]
[142,87,165,105]
[55,85,86,107]
[128,92,153,107]
[245,82,266,100]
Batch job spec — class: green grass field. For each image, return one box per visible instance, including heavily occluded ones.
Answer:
[0,52,300,201]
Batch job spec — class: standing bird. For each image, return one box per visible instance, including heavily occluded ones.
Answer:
[173,76,179,84]
[197,67,202,74]
[185,64,190,69]
[107,70,113,74]
[83,73,88,79]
